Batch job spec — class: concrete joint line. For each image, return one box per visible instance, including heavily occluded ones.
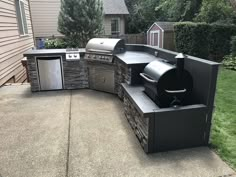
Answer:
[65,90,72,177]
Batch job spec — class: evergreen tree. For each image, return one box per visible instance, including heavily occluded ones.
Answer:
[58,0,103,47]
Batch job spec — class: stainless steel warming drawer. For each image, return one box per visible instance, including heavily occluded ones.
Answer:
[36,56,63,91]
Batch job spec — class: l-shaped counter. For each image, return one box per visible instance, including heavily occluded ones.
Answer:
[24,44,220,153]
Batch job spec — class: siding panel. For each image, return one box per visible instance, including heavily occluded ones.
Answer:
[0,0,34,86]
[30,0,62,37]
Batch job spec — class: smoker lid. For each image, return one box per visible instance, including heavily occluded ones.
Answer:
[144,60,175,82]
[85,38,125,54]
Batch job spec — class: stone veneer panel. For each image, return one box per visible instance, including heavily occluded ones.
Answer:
[123,94,150,153]
[115,60,131,99]
[63,59,89,90]
[27,57,40,92]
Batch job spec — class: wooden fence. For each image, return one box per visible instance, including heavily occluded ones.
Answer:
[99,33,147,44]
[37,33,147,48]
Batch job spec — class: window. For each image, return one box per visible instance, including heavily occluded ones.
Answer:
[111,18,120,35]
[15,0,28,35]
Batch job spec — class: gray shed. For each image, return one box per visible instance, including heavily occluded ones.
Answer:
[147,22,176,51]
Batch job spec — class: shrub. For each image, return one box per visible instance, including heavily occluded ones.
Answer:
[231,36,236,57]
[174,22,210,59]
[174,22,236,61]
[45,38,67,49]
[208,24,236,61]
[223,55,236,70]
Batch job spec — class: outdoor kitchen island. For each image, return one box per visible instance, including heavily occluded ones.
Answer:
[24,46,157,93]
[24,42,220,153]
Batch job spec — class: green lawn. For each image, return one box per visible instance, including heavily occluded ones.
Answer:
[211,68,236,170]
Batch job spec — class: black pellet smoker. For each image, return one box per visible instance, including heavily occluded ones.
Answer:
[140,53,193,108]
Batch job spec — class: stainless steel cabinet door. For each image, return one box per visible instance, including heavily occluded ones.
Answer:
[37,57,63,90]
[89,66,115,93]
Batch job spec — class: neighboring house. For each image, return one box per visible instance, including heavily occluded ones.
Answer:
[102,0,129,36]
[29,0,129,43]
[147,22,176,51]
[0,0,34,86]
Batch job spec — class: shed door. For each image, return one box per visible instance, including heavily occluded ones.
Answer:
[150,30,160,47]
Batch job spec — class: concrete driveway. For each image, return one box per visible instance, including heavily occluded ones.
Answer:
[0,84,235,177]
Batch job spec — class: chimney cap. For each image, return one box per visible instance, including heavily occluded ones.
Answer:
[175,53,185,59]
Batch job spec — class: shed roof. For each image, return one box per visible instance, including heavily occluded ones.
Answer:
[103,0,129,15]
[148,22,176,32]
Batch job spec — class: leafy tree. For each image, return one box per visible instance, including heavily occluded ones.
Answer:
[155,0,202,22]
[194,0,236,24]
[125,0,236,33]
[125,0,159,33]
[58,0,103,47]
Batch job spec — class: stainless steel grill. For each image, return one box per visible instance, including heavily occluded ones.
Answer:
[84,38,126,63]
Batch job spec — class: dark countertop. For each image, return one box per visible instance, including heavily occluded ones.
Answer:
[24,49,86,57]
[23,48,157,65]
[121,83,159,117]
[116,51,158,65]
[122,83,207,117]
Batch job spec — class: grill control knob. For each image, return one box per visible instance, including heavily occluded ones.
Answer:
[74,55,77,58]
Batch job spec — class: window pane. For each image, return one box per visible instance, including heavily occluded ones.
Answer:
[111,19,119,35]
[20,1,28,34]
[15,0,24,35]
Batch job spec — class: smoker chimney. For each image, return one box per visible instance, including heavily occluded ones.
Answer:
[175,53,185,81]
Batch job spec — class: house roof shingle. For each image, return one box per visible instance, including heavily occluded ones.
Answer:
[103,0,129,15]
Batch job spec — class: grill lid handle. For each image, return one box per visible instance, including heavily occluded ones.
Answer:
[140,73,158,84]
[165,89,187,94]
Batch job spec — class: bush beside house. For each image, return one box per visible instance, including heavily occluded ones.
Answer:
[174,22,236,61]
[231,36,236,56]
[222,36,236,70]
[45,38,67,49]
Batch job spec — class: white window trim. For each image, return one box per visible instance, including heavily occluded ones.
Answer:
[150,30,160,47]
[17,0,28,36]
[111,17,120,35]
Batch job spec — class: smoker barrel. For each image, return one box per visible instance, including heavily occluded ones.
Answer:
[85,38,126,54]
[140,58,193,108]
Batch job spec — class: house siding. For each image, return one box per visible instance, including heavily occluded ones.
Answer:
[0,0,34,86]
[30,0,127,38]
[29,0,62,38]
[103,15,126,35]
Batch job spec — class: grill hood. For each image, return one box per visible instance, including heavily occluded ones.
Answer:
[85,38,126,54]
